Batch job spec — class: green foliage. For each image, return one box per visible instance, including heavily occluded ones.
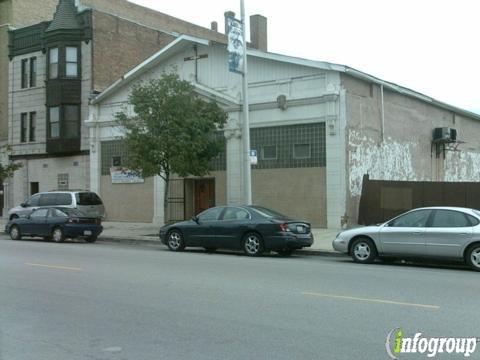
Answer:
[115,72,228,181]
[0,145,22,183]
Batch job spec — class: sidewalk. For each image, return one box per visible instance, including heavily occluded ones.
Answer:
[1,218,340,254]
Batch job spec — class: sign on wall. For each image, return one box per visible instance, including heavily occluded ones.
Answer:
[250,149,258,165]
[110,168,144,184]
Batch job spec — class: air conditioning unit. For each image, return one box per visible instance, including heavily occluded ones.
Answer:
[433,127,457,142]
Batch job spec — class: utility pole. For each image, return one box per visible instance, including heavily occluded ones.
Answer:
[240,0,252,205]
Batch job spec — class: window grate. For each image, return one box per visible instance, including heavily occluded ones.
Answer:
[250,123,325,169]
[58,173,69,190]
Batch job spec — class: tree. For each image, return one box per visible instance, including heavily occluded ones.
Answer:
[115,72,228,223]
[0,145,22,184]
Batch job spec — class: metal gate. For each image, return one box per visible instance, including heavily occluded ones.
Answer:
[167,179,185,223]
[358,175,480,225]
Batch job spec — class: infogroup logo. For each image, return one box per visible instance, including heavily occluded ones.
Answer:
[385,328,479,359]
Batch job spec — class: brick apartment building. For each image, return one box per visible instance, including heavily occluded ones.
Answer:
[2,0,266,217]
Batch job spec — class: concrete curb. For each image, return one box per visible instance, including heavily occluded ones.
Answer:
[97,236,161,247]
[97,236,343,257]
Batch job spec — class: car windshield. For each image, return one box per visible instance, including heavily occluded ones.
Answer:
[249,206,290,219]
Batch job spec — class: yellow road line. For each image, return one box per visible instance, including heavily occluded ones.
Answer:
[302,291,439,310]
[26,263,83,272]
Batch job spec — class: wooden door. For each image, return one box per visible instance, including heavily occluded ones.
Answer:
[194,179,215,215]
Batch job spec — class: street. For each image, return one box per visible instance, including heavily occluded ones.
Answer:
[0,236,479,360]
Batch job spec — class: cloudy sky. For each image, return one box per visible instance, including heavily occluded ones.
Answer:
[130,0,479,114]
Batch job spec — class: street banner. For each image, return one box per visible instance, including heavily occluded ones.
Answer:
[227,16,244,74]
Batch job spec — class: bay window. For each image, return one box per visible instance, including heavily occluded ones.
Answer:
[64,105,79,138]
[49,107,60,138]
[48,105,80,139]
[48,46,80,79]
[49,47,59,79]
[66,47,78,77]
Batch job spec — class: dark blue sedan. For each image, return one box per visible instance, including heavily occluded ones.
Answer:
[159,205,314,256]
[5,207,103,243]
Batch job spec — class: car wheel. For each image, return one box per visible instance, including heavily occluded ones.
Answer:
[166,230,185,251]
[243,232,264,257]
[277,249,294,256]
[351,237,377,263]
[9,225,21,240]
[466,244,480,272]
[204,247,217,253]
[85,236,97,243]
[52,227,65,243]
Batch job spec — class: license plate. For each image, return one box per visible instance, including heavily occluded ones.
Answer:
[297,226,306,233]
[84,230,92,236]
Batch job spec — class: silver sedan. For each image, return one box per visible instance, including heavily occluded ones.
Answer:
[332,207,480,271]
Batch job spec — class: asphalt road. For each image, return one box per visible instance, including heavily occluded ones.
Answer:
[0,235,479,360]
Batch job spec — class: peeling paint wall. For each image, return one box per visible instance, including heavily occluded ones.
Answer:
[348,132,420,198]
[445,151,480,181]
[342,74,480,225]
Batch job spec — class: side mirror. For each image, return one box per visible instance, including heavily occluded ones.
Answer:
[20,202,27,207]
[192,216,199,223]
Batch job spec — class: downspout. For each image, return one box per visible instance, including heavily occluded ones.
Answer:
[380,84,385,142]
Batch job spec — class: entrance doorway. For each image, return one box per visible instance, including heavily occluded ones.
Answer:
[30,182,39,195]
[167,178,216,222]
[194,179,215,215]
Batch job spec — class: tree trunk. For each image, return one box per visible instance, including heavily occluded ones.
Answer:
[163,172,170,224]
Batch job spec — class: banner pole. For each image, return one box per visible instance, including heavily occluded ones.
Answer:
[240,0,252,205]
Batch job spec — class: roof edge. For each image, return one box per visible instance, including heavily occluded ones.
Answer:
[92,35,480,121]
[344,67,480,121]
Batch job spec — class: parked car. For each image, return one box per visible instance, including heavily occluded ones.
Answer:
[332,206,480,271]
[5,207,103,243]
[159,205,314,256]
[8,191,105,220]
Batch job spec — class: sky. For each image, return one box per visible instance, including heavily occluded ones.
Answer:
[130,0,479,114]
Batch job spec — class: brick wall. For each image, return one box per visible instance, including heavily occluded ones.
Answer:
[91,10,176,91]
[11,0,58,27]
[0,1,13,26]
[82,0,225,43]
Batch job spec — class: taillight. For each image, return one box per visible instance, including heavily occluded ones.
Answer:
[95,218,101,225]
[279,223,290,232]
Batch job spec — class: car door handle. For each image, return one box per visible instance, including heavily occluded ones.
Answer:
[458,233,468,236]
[412,232,423,235]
